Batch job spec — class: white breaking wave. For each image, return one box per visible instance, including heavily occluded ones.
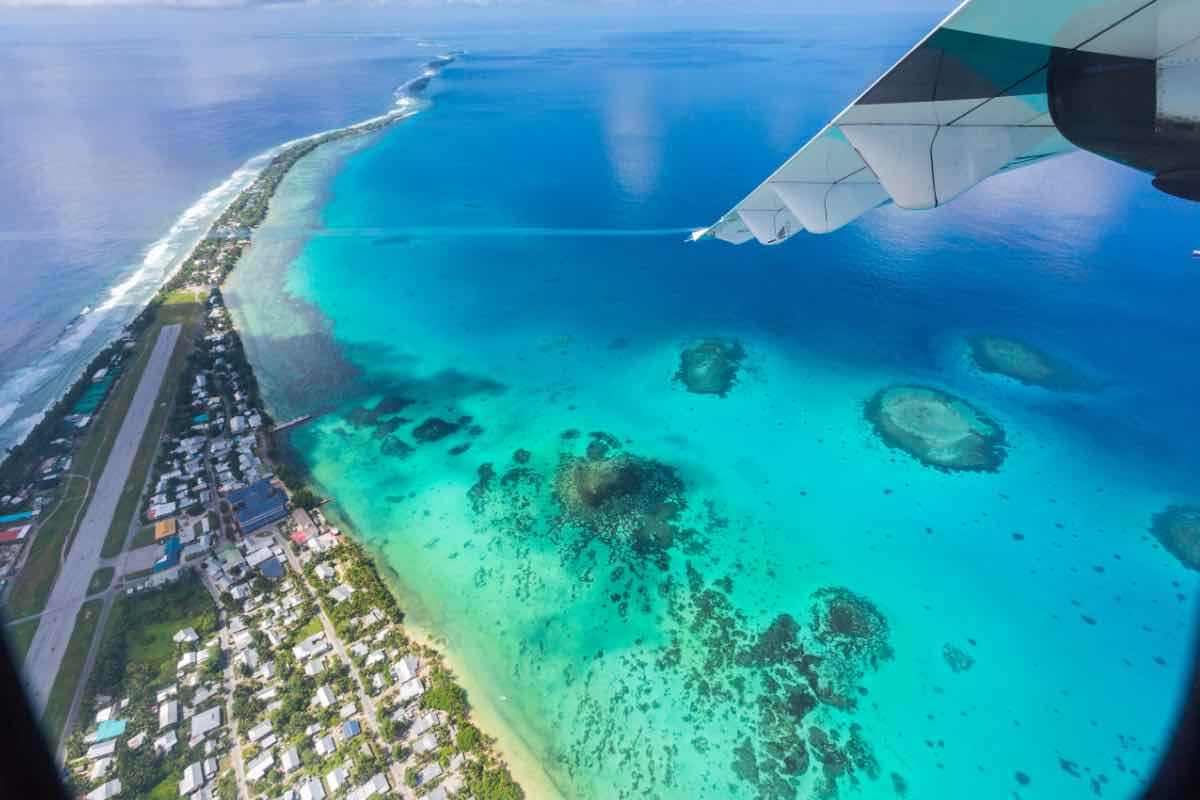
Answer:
[0,57,452,457]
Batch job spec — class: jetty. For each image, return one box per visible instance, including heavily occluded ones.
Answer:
[272,414,312,433]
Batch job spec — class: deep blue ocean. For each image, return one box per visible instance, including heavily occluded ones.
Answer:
[6,7,1200,799]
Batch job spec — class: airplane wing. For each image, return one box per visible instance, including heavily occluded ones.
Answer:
[698,0,1200,246]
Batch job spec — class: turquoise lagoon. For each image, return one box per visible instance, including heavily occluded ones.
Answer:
[226,23,1200,800]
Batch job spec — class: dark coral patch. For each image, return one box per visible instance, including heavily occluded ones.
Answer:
[942,643,976,673]
[379,435,414,459]
[1150,505,1200,571]
[969,335,1097,392]
[675,337,746,397]
[413,416,461,443]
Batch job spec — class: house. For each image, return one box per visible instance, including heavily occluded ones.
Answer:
[292,508,319,544]
[293,633,329,661]
[86,739,117,761]
[417,763,443,785]
[340,719,361,740]
[86,779,122,800]
[153,730,177,753]
[314,564,335,582]
[347,773,390,800]
[339,702,357,720]
[238,647,260,671]
[398,677,426,702]
[315,685,336,709]
[412,732,438,755]
[246,751,274,782]
[325,765,350,794]
[298,778,327,800]
[247,720,273,744]
[89,756,113,782]
[180,762,205,795]
[392,654,419,683]
[314,734,336,757]
[126,732,146,750]
[173,627,199,645]
[159,699,179,729]
[190,706,221,740]
[281,746,301,774]
[227,480,288,534]
[328,584,354,604]
[410,711,439,738]
[203,758,218,779]
[304,656,327,677]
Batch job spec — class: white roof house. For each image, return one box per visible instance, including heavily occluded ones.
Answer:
[190,706,221,739]
[299,778,327,800]
[315,685,336,709]
[86,779,122,800]
[325,765,350,794]
[159,699,179,730]
[153,730,177,753]
[398,677,426,702]
[180,762,205,795]
[281,746,301,774]
[247,720,273,743]
[246,751,274,783]
[173,627,200,645]
[329,584,354,604]
[89,757,113,782]
[314,734,336,757]
[412,732,438,755]
[347,773,390,800]
[86,739,117,760]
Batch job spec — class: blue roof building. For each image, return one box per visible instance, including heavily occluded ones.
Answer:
[228,480,289,534]
[154,536,182,572]
[341,719,361,740]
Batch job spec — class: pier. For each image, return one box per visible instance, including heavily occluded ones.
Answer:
[273,414,313,433]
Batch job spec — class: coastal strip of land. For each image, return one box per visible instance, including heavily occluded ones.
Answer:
[23,323,181,713]
[4,52,528,800]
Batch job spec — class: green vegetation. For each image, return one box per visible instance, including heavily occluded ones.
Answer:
[292,487,320,510]
[89,573,217,696]
[87,567,115,596]
[4,616,39,662]
[4,475,88,618]
[455,723,481,752]
[130,525,158,550]
[42,598,104,749]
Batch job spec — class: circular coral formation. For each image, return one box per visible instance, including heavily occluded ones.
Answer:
[942,642,975,673]
[809,587,893,671]
[969,335,1095,392]
[675,338,746,397]
[865,385,1007,473]
[1151,505,1200,571]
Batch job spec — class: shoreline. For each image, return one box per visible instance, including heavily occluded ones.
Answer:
[317,505,566,800]
[203,50,544,798]
[0,52,455,471]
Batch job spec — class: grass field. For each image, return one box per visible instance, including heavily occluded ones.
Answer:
[130,525,158,550]
[101,290,202,560]
[41,598,103,749]
[4,616,40,663]
[87,567,115,596]
[297,614,323,640]
[3,475,89,619]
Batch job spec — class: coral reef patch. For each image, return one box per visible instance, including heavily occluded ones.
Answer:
[1150,505,1200,571]
[942,642,976,673]
[413,416,461,443]
[968,335,1096,392]
[865,385,1007,473]
[675,338,746,397]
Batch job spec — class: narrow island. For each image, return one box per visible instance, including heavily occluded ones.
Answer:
[1,53,526,800]
[1150,505,1200,571]
[968,334,1096,392]
[865,385,1007,473]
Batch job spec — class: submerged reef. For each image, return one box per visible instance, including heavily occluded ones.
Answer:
[675,338,746,397]
[942,642,976,673]
[413,416,461,443]
[1150,505,1200,571]
[865,385,1007,473]
[968,335,1096,392]
[463,430,895,798]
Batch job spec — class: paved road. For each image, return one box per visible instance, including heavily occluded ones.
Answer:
[23,324,182,713]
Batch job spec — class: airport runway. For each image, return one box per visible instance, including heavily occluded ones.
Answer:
[23,323,181,713]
